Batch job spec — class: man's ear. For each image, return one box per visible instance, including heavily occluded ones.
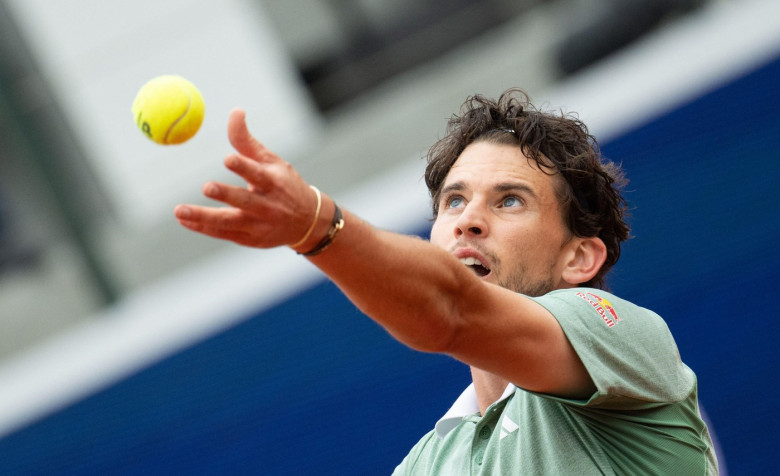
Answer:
[561,237,607,286]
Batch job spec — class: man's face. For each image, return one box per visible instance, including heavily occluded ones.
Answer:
[429,141,574,296]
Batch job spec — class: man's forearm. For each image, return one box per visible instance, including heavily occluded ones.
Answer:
[305,206,477,353]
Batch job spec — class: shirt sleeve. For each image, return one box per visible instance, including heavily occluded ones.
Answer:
[528,288,695,410]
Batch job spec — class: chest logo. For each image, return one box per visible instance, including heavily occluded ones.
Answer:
[500,416,519,440]
[575,292,620,328]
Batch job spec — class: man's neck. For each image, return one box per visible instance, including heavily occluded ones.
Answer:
[470,367,509,415]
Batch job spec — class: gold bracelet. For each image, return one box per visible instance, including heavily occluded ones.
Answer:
[289,185,321,248]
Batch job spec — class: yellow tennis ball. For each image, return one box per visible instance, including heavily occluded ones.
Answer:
[132,75,205,145]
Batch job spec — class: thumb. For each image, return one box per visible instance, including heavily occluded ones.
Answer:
[227,108,271,161]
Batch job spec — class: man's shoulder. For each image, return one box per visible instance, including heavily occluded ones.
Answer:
[392,428,444,476]
[530,287,659,328]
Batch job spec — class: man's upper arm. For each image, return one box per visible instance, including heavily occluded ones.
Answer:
[444,284,596,399]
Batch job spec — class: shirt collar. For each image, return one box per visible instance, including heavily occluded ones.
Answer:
[435,382,515,438]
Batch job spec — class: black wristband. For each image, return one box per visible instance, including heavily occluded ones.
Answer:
[299,203,344,257]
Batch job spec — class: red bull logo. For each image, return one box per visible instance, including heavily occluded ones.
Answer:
[575,292,620,327]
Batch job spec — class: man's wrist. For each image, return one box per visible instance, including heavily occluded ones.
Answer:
[289,185,321,249]
[289,191,343,256]
[298,203,344,256]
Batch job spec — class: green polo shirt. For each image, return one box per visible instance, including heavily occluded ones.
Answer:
[393,288,718,475]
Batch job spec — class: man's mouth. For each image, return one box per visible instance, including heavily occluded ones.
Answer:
[459,257,491,277]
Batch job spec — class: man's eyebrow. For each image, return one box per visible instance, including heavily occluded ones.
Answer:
[440,182,466,196]
[494,182,537,199]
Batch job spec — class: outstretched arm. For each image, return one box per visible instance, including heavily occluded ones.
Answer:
[175,109,594,398]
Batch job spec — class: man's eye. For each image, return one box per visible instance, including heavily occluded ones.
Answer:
[501,196,523,207]
[446,196,465,209]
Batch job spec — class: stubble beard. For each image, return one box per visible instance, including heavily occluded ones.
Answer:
[494,260,557,297]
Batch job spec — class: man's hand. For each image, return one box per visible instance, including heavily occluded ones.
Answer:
[174,108,318,249]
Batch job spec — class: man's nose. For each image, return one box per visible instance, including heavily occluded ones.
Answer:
[455,203,488,238]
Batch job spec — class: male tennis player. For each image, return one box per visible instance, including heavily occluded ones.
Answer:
[175,89,717,474]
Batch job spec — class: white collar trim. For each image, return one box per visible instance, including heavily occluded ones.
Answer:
[434,382,515,438]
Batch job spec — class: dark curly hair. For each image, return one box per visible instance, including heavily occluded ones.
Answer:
[425,89,630,289]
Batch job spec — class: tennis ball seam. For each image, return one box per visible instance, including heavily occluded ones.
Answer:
[163,93,192,144]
